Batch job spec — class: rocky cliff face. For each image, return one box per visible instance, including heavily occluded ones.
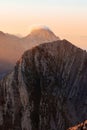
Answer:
[0,40,87,130]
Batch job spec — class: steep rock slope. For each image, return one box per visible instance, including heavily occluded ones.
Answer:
[0,40,87,130]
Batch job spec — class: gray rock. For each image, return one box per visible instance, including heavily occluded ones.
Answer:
[0,40,87,130]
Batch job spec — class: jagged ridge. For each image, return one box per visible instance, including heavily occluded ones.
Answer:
[0,40,87,130]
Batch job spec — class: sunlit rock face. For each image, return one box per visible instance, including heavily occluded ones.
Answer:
[68,120,87,130]
[0,40,87,130]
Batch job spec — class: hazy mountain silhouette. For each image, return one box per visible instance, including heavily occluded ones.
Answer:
[22,27,59,49]
[0,27,58,79]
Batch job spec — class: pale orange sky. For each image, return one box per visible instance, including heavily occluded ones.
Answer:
[0,0,87,49]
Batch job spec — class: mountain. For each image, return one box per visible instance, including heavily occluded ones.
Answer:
[22,27,59,49]
[0,31,23,79]
[0,27,58,79]
[0,40,87,130]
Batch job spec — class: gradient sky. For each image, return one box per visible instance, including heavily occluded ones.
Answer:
[0,0,87,49]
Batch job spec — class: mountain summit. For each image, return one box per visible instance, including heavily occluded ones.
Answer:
[22,25,59,49]
[0,40,87,130]
[29,27,58,40]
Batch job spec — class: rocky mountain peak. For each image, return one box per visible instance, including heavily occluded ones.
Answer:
[0,40,87,130]
[24,25,59,42]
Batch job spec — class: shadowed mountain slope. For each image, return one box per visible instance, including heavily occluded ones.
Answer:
[0,40,87,130]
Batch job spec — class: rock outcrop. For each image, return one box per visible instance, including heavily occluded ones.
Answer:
[68,120,87,130]
[0,40,87,130]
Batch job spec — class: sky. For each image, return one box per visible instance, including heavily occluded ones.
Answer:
[0,0,87,49]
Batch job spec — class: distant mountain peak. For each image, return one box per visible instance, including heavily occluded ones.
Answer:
[29,25,52,33]
[29,27,56,37]
[24,25,60,42]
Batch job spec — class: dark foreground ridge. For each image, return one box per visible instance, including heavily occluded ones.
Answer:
[0,40,87,130]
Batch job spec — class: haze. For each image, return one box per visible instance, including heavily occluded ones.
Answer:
[0,0,87,49]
